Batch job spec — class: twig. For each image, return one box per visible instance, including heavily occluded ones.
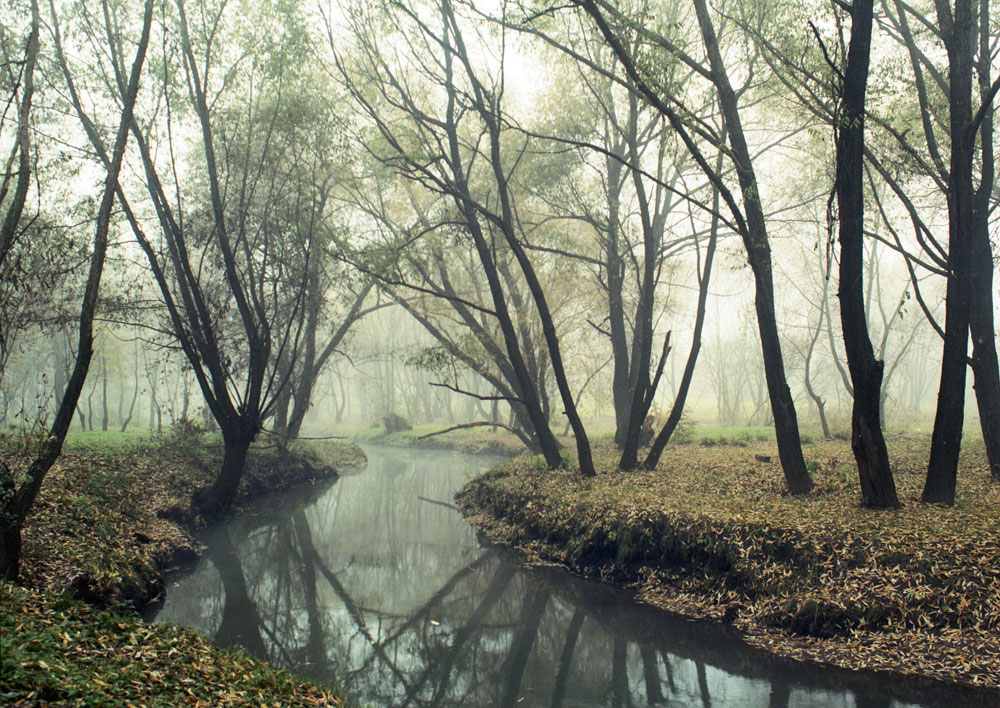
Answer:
[418,495,460,511]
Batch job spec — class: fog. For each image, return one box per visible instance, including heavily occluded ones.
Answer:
[1,0,997,461]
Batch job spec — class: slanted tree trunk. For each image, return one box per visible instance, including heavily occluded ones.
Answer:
[0,0,151,579]
[924,0,975,505]
[0,4,38,270]
[691,0,811,494]
[437,17,566,471]
[835,0,899,508]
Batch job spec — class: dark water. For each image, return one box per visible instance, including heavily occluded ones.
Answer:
[151,446,989,707]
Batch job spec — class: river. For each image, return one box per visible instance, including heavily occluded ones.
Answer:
[151,445,984,707]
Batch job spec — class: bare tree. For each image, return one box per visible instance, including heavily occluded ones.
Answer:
[0,0,153,579]
[332,0,595,473]
[570,0,812,492]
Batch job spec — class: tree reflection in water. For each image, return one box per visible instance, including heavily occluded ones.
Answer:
[153,447,979,708]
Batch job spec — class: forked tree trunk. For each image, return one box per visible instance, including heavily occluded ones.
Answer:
[836,0,899,508]
[924,0,974,505]
[644,149,721,469]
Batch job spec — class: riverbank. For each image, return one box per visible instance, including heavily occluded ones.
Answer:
[1,430,364,706]
[456,437,1000,695]
[351,422,530,457]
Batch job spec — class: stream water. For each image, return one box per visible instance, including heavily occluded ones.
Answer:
[151,445,985,707]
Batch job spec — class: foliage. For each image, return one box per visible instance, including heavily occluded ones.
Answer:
[457,437,1000,689]
[0,434,364,705]
[0,583,345,707]
[0,432,364,605]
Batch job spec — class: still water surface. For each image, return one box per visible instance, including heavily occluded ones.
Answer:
[152,446,982,707]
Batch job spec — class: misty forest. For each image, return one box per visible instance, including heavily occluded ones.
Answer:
[1,0,998,706]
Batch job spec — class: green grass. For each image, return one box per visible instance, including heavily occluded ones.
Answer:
[349,421,528,456]
[1,430,365,707]
[1,583,345,707]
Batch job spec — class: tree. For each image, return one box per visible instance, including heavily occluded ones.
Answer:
[512,15,719,470]
[0,0,39,271]
[834,0,900,507]
[967,0,1000,480]
[922,0,978,504]
[54,0,355,516]
[868,0,1000,489]
[343,174,562,451]
[332,0,595,473]
[571,0,813,492]
[0,0,153,580]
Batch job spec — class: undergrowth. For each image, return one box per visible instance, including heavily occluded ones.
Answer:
[457,437,1000,690]
[1,583,343,707]
[0,429,364,707]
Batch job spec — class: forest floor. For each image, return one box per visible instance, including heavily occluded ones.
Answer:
[457,435,1000,696]
[0,429,365,707]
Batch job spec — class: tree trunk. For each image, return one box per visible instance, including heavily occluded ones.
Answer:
[691,0,811,494]
[969,0,1000,479]
[100,358,109,431]
[969,221,1000,480]
[0,462,22,580]
[439,27,564,471]
[836,0,899,508]
[120,355,139,433]
[273,387,291,441]
[604,141,631,448]
[193,426,254,519]
[924,0,974,505]
[0,5,38,270]
[86,377,96,430]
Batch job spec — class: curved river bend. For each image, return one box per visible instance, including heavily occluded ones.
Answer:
[152,446,984,707]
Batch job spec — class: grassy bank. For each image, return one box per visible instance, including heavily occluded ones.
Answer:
[1,429,364,706]
[350,421,530,457]
[457,436,1000,692]
[1,584,344,707]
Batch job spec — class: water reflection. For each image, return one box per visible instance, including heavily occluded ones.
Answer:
[153,447,987,708]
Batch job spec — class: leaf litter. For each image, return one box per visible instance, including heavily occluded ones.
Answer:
[456,435,1000,692]
[1,433,363,707]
